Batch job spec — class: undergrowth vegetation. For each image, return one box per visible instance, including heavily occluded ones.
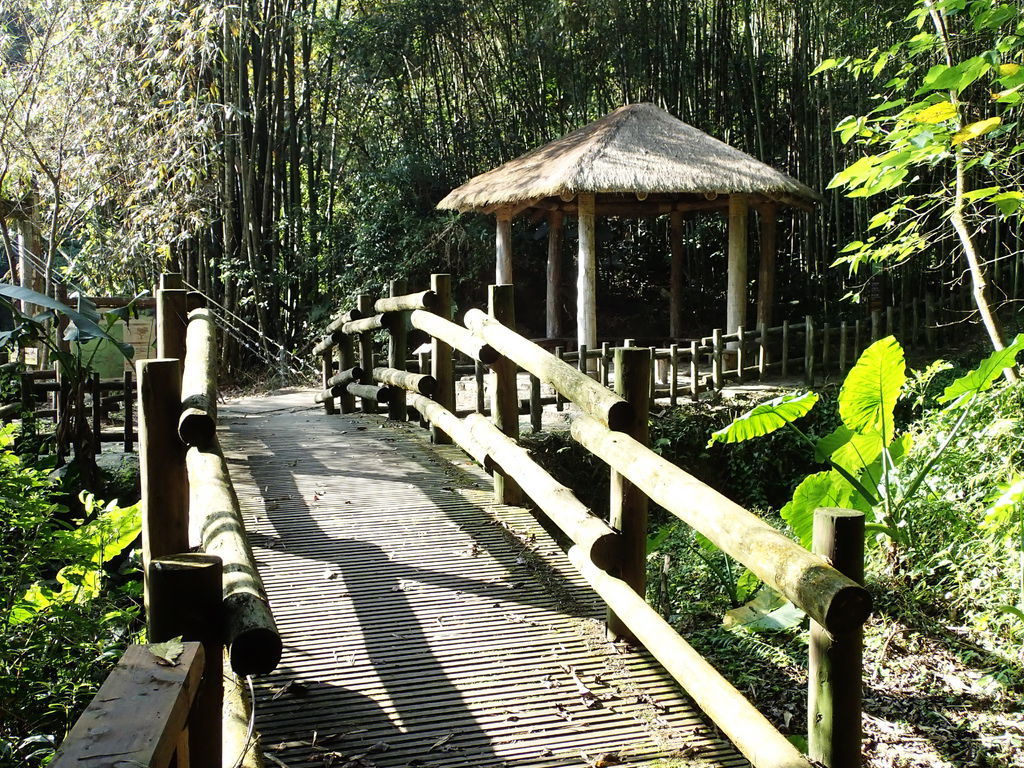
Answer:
[0,424,143,768]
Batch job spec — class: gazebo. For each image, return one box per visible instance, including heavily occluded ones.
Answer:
[437,103,819,351]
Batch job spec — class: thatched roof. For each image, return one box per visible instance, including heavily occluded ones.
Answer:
[438,103,820,214]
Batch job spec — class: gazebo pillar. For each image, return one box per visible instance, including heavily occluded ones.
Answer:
[669,210,684,338]
[546,210,564,338]
[577,193,597,371]
[757,202,778,328]
[495,209,513,284]
[726,194,749,335]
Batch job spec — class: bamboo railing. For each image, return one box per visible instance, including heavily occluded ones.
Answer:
[311,275,872,768]
[51,274,275,768]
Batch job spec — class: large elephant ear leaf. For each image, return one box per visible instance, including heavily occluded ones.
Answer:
[780,470,853,549]
[0,283,134,359]
[707,391,818,447]
[939,333,1024,408]
[838,336,905,440]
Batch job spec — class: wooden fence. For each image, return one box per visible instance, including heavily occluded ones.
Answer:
[49,274,277,768]
[312,275,871,768]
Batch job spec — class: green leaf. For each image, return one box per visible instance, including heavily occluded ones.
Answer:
[839,336,906,441]
[909,100,958,123]
[723,588,805,632]
[938,333,1024,406]
[781,471,854,548]
[707,391,818,447]
[0,284,134,359]
[149,637,185,666]
[811,58,840,76]
[951,117,1001,146]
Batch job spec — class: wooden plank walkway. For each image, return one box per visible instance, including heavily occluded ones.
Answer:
[220,389,749,768]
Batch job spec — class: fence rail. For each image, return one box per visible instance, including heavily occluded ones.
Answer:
[310,275,871,768]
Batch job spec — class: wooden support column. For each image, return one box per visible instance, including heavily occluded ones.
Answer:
[430,274,454,444]
[138,358,188,608]
[669,211,685,338]
[727,194,749,336]
[496,209,513,284]
[157,285,188,361]
[489,284,522,505]
[809,508,865,768]
[577,193,597,373]
[338,334,356,414]
[757,202,777,329]
[357,294,375,413]
[608,346,650,642]
[546,210,564,338]
[148,553,223,768]
[388,279,408,421]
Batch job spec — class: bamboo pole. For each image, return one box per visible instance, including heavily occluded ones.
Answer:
[187,439,282,676]
[179,309,219,447]
[781,320,790,377]
[374,289,438,313]
[407,393,488,466]
[546,210,564,338]
[138,358,188,609]
[464,309,632,431]
[669,210,685,338]
[431,274,455,444]
[568,548,812,768]
[148,553,223,768]
[809,508,865,768]
[839,321,848,371]
[805,315,815,386]
[569,416,871,634]
[489,285,522,505]
[409,309,499,364]
[372,367,436,395]
[608,347,650,641]
[464,412,617,566]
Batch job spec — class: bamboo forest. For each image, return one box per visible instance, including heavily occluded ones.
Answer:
[1,1,1024,767]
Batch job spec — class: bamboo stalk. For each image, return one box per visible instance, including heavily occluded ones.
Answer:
[464,308,632,431]
[187,439,282,676]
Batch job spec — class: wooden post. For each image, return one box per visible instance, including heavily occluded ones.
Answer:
[475,360,486,414]
[529,375,542,433]
[669,343,678,406]
[123,370,134,453]
[600,341,610,387]
[91,372,102,450]
[489,284,521,505]
[356,294,375,413]
[727,194,749,338]
[925,293,936,350]
[496,209,513,284]
[689,340,699,400]
[138,359,188,611]
[669,210,685,338]
[608,346,650,641]
[781,320,790,377]
[886,306,894,338]
[554,345,565,411]
[157,288,188,361]
[577,193,598,371]
[148,553,223,768]
[161,272,184,290]
[320,350,336,415]
[338,334,356,413]
[757,201,777,329]
[854,319,863,357]
[711,328,723,390]
[546,210,563,338]
[736,325,745,382]
[805,315,815,386]
[839,321,849,372]
[388,279,408,421]
[431,274,454,443]
[757,323,767,380]
[809,508,865,768]
[822,323,831,373]
[870,309,881,343]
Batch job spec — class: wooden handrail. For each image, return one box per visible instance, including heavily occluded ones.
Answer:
[50,643,205,768]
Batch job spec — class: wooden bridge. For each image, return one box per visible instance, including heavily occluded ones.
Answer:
[51,274,871,768]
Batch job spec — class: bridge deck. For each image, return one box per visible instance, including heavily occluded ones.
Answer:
[220,390,748,768]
